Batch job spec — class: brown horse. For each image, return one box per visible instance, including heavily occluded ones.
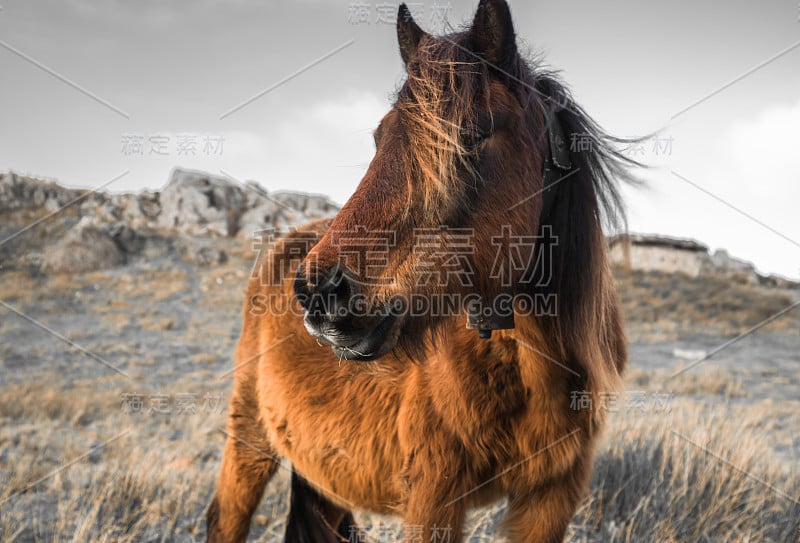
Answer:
[207,0,638,541]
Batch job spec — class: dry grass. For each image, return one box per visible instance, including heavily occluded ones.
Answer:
[614,268,799,340]
[624,367,749,399]
[0,378,797,542]
[572,399,800,542]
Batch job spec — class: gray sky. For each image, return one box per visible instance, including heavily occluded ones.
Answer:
[1,0,799,278]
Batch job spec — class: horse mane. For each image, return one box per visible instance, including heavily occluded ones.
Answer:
[396,32,641,411]
[528,70,639,409]
[529,68,642,231]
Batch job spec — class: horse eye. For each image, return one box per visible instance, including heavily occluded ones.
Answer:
[460,126,490,150]
[460,111,495,151]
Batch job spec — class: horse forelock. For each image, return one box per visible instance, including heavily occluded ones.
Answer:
[394,33,495,216]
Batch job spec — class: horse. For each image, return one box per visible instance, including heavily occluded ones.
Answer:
[206,0,638,541]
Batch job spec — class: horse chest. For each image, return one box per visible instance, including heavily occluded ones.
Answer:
[416,349,530,466]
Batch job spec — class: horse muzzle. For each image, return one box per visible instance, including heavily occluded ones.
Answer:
[294,264,401,361]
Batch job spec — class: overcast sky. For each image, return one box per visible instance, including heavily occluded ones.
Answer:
[1,0,799,278]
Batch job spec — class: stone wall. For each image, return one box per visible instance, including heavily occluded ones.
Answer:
[607,233,787,286]
[609,242,712,278]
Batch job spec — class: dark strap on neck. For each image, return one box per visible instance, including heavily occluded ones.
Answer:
[540,105,573,222]
[466,105,573,338]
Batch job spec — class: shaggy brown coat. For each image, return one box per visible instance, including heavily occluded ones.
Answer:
[207,0,636,541]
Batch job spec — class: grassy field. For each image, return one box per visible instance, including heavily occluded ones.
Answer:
[1,236,799,542]
[1,379,797,542]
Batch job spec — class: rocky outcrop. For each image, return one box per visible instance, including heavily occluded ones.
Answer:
[157,170,245,237]
[0,172,84,212]
[709,249,756,275]
[40,217,127,273]
[0,168,339,273]
[1,168,338,238]
[155,169,338,237]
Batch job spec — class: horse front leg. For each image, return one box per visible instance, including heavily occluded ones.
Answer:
[206,430,279,543]
[206,383,280,543]
[400,446,469,543]
[501,461,590,543]
[403,491,466,543]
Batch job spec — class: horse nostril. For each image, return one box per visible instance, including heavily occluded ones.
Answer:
[294,265,354,319]
[321,267,352,305]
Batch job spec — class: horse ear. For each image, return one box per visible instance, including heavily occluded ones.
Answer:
[397,3,427,65]
[468,0,517,72]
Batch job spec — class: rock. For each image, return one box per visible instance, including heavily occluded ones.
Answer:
[176,237,228,266]
[710,249,759,284]
[1,172,83,211]
[41,217,126,273]
[673,349,707,361]
[105,222,143,254]
[238,201,279,239]
[271,190,339,219]
[236,188,338,239]
[2,169,339,241]
[759,274,800,290]
[138,192,161,219]
[158,168,244,237]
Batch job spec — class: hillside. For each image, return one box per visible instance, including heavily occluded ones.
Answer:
[1,171,798,542]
